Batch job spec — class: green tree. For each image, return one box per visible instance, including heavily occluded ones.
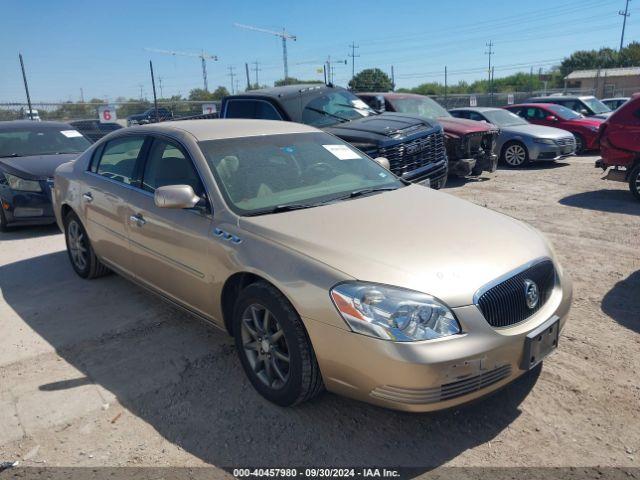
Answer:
[348,68,393,92]
[620,41,640,66]
[211,86,230,100]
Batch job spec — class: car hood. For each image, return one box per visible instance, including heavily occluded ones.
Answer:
[436,117,496,136]
[324,113,439,139]
[241,185,552,307]
[501,124,572,138]
[0,153,79,179]
[567,117,603,128]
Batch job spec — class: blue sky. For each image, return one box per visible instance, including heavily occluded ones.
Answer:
[1,0,637,102]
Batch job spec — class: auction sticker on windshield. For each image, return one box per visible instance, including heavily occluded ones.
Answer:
[60,130,83,138]
[322,144,361,160]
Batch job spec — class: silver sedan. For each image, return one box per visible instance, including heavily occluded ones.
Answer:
[450,107,576,167]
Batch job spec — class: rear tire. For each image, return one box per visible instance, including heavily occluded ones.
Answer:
[64,211,110,279]
[629,163,640,201]
[502,141,529,167]
[573,134,585,154]
[0,207,8,232]
[233,281,323,407]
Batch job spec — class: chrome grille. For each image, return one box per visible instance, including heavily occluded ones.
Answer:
[370,365,512,405]
[556,137,576,147]
[379,130,445,177]
[477,260,556,328]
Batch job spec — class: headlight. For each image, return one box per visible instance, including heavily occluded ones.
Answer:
[533,138,556,145]
[3,172,42,192]
[330,282,461,341]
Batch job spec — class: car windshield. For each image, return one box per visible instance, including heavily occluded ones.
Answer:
[199,132,403,216]
[546,104,582,120]
[0,126,91,157]
[301,90,376,127]
[482,109,529,127]
[388,96,451,118]
[582,97,611,114]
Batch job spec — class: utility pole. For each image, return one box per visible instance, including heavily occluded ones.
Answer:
[80,87,85,103]
[619,0,631,51]
[158,77,164,98]
[234,24,297,83]
[18,54,33,120]
[245,62,251,90]
[149,60,159,122]
[485,40,494,97]
[252,61,261,86]
[391,66,395,91]
[228,66,236,94]
[348,42,360,81]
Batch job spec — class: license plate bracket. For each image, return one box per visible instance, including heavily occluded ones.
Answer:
[521,315,559,370]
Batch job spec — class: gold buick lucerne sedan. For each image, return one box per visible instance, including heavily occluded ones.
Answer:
[53,119,572,412]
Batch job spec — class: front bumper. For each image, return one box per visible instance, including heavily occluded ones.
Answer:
[305,267,572,412]
[529,143,576,161]
[403,159,448,189]
[0,180,56,227]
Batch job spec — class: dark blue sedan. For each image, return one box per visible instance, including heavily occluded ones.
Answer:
[0,121,91,230]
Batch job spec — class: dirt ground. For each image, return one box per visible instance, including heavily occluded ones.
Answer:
[0,154,638,474]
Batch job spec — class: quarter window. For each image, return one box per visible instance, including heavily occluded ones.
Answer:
[95,136,145,185]
[141,139,205,196]
[225,100,282,120]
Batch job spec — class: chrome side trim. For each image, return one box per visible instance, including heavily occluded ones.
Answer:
[472,256,553,305]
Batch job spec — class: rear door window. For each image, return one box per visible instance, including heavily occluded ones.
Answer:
[225,99,282,120]
[93,136,145,185]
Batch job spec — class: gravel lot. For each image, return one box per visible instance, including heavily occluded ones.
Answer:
[0,154,638,474]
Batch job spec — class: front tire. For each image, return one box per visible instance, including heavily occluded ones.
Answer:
[64,211,110,279]
[502,142,529,167]
[233,281,323,407]
[629,163,640,201]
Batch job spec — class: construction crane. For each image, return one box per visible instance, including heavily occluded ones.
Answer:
[145,48,218,91]
[234,23,296,82]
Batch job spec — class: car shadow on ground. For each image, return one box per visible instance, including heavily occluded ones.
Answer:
[444,175,492,188]
[496,160,571,172]
[601,270,640,334]
[1,223,60,240]
[559,189,640,215]
[0,251,542,470]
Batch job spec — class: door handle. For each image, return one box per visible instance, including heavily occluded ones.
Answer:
[129,214,146,226]
[82,192,93,202]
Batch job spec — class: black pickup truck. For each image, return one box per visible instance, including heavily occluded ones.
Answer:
[219,84,449,188]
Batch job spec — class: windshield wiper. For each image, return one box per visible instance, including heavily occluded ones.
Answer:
[303,106,350,123]
[0,153,22,158]
[245,203,321,216]
[345,186,400,199]
[335,103,375,113]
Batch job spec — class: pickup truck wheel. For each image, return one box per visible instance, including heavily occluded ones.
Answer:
[64,211,110,279]
[573,134,585,154]
[502,142,529,167]
[233,281,324,406]
[629,163,640,201]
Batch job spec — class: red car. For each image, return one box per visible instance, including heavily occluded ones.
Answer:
[597,92,640,200]
[504,103,603,153]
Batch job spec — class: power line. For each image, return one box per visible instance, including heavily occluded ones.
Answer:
[619,0,631,50]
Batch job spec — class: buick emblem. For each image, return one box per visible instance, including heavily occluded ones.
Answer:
[524,279,539,309]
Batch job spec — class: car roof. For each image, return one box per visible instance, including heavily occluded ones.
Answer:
[227,83,329,100]
[601,97,629,101]
[527,95,592,101]
[505,103,555,108]
[0,120,73,130]
[128,119,320,141]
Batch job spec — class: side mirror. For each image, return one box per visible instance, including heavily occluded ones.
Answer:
[372,95,386,112]
[374,156,390,170]
[154,185,201,209]
[580,109,589,116]
[545,115,558,122]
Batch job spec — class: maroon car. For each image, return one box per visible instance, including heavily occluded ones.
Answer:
[358,92,499,177]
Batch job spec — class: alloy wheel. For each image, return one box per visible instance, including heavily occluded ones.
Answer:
[67,219,88,271]
[240,303,290,390]
[504,144,527,166]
